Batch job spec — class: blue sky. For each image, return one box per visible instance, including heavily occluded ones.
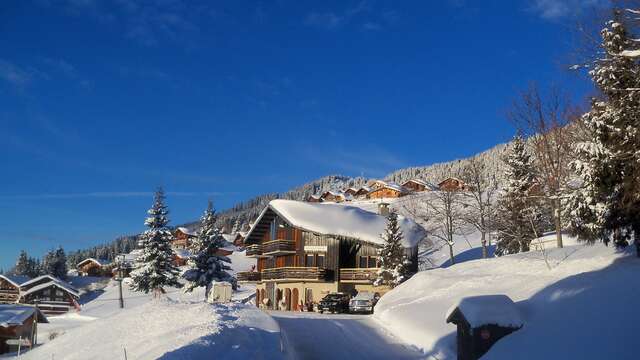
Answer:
[0,0,603,270]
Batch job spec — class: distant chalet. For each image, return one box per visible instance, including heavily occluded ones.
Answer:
[238,199,425,311]
[173,227,197,249]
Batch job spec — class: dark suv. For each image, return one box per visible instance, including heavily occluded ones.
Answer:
[318,293,350,314]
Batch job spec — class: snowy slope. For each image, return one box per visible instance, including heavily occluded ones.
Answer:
[373,243,639,359]
[13,279,283,360]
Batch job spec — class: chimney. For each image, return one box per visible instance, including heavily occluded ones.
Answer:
[378,202,390,217]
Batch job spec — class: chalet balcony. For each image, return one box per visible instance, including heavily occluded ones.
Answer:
[339,268,379,283]
[261,267,327,282]
[246,244,267,258]
[236,271,261,282]
[262,239,296,255]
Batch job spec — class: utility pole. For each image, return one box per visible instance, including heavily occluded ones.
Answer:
[116,255,125,309]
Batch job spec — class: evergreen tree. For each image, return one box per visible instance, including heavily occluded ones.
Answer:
[54,247,68,279]
[495,135,547,256]
[374,210,412,288]
[131,188,181,295]
[567,9,640,254]
[13,250,30,276]
[183,201,236,298]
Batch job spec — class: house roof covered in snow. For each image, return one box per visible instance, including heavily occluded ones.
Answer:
[76,258,113,267]
[402,179,438,190]
[20,275,79,294]
[21,280,80,299]
[0,305,48,328]
[245,199,425,248]
[446,295,524,329]
[176,227,197,236]
[0,275,31,288]
[173,248,193,259]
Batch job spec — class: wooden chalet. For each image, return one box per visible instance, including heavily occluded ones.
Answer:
[366,183,407,199]
[238,200,425,311]
[343,187,358,196]
[306,195,323,203]
[172,248,192,267]
[0,305,48,355]
[402,179,437,193]
[367,179,388,190]
[0,276,30,304]
[438,177,471,192]
[320,191,347,203]
[19,276,80,316]
[353,186,371,199]
[173,227,197,249]
[76,258,114,277]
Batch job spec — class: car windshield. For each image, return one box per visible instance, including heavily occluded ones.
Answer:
[324,294,344,300]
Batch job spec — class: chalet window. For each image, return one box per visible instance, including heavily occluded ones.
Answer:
[359,256,367,268]
[316,254,325,268]
[56,290,64,297]
[305,254,314,267]
[368,257,378,268]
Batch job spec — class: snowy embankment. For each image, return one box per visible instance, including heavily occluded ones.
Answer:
[374,243,640,359]
[17,279,283,360]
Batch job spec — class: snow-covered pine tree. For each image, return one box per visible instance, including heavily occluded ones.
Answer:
[54,247,68,279]
[13,250,30,276]
[183,201,236,299]
[131,188,181,295]
[495,135,547,256]
[231,216,241,234]
[567,9,640,254]
[374,210,411,288]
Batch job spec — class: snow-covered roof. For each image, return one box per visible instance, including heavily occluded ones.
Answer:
[176,227,197,236]
[77,258,113,267]
[402,179,438,190]
[0,305,48,327]
[222,234,237,243]
[370,182,405,193]
[248,200,425,247]
[0,274,31,288]
[21,280,80,299]
[21,275,79,294]
[446,295,524,329]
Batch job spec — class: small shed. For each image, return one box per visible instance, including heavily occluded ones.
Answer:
[207,282,233,303]
[446,295,523,360]
[0,305,48,355]
[76,258,114,277]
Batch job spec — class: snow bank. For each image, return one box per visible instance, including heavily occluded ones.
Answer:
[261,199,426,247]
[374,243,638,359]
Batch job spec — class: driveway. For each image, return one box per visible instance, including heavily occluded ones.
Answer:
[270,311,425,360]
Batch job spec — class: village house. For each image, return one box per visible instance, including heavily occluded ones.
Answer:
[353,186,371,199]
[0,276,30,304]
[320,191,349,203]
[76,258,115,277]
[306,195,323,203]
[0,305,48,355]
[172,248,192,267]
[438,177,471,192]
[237,200,425,311]
[402,179,437,193]
[366,182,407,199]
[19,276,80,316]
[367,180,388,190]
[343,187,358,196]
[173,227,197,249]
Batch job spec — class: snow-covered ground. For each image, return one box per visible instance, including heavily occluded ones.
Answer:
[3,250,278,360]
[374,242,640,359]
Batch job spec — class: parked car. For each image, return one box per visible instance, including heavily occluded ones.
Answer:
[318,293,350,314]
[349,292,380,314]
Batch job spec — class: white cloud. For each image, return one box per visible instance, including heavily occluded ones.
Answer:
[530,0,608,20]
[0,59,32,87]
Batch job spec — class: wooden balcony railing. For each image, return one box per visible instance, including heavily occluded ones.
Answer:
[261,267,326,281]
[263,239,296,255]
[236,271,261,282]
[246,244,263,257]
[339,268,379,282]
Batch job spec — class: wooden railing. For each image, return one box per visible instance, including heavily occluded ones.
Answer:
[236,271,261,282]
[263,239,296,255]
[339,268,379,282]
[261,267,326,281]
[246,244,263,257]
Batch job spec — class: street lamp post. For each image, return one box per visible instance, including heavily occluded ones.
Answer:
[115,255,125,309]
